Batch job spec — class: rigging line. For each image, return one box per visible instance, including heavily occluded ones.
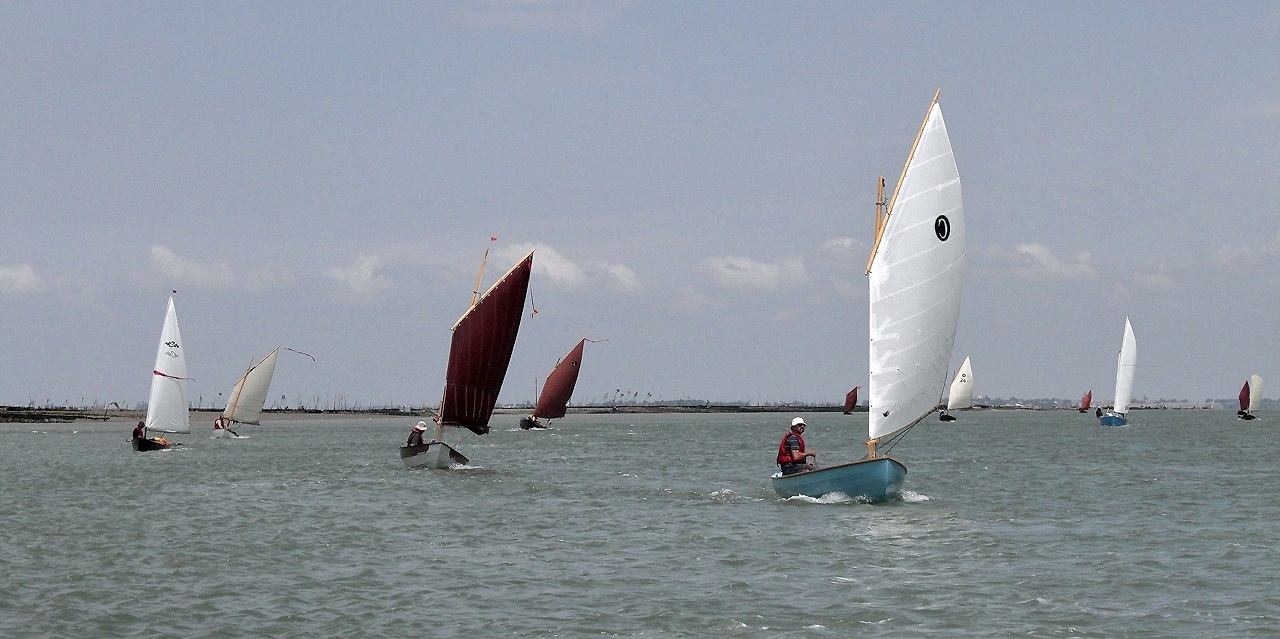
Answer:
[878,422,916,456]
[528,282,538,317]
[284,347,316,362]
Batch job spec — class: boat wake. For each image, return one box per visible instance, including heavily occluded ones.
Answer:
[901,490,931,503]
[783,492,856,505]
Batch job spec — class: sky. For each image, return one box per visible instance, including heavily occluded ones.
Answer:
[2,1,1279,410]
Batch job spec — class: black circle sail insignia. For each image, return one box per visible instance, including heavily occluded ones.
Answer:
[934,215,950,241]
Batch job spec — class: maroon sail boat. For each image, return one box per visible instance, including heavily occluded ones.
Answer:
[1078,390,1092,413]
[400,249,534,469]
[843,386,860,414]
[521,339,587,430]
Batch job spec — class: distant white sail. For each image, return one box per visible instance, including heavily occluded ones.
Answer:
[145,296,191,434]
[868,98,965,442]
[946,356,974,410]
[1113,317,1137,414]
[1249,374,1264,413]
[222,347,280,425]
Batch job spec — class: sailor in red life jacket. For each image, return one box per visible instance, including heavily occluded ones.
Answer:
[131,420,146,441]
[213,415,239,437]
[777,417,818,475]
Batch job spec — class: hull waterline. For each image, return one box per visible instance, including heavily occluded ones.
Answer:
[519,417,547,430]
[131,437,172,452]
[771,457,906,503]
[399,442,468,469]
[1099,413,1127,427]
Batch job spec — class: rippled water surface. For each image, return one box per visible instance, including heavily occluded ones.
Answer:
[3,409,1278,637]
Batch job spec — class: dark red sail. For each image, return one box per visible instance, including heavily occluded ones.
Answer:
[1080,390,1092,410]
[1239,381,1250,412]
[533,339,586,420]
[439,251,534,435]
[843,386,860,413]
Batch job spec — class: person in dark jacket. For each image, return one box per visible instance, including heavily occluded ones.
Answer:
[406,421,430,446]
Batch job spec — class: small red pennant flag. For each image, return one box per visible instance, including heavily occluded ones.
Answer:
[490,236,498,241]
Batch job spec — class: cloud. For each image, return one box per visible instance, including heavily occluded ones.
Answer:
[326,254,391,295]
[675,285,713,311]
[149,245,295,291]
[1212,231,1280,266]
[497,242,644,294]
[600,263,644,294]
[698,256,806,291]
[816,237,868,298]
[1014,243,1098,281]
[0,263,46,293]
[1132,271,1176,292]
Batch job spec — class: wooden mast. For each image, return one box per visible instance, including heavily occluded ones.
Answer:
[469,247,490,308]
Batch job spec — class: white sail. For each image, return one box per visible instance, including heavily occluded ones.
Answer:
[222,347,280,425]
[946,356,974,410]
[1249,374,1264,412]
[868,96,966,442]
[145,296,191,434]
[1112,317,1137,414]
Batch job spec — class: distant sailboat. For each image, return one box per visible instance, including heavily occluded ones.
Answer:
[1078,390,1092,413]
[400,249,535,469]
[843,386,860,414]
[1238,374,1263,421]
[133,294,191,451]
[772,91,965,502]
[939,356,973,422]
[1099,317,1136,427]
[213,347,313,438]
[521,339,587,430]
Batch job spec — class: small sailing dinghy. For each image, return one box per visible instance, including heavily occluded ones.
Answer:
[939,356,973,422]
[1099,317,1136,427]
[214,347,312,438]
[842,386,860,414]
[400,249,535,469]
[1238,374,1263,420]
[1078,390,1092,413]
[521,338,587,430]
[771,91,965,502]
[133,294,191,451]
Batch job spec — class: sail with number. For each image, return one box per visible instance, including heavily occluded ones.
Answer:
[946,356,974,411]
[867,92,966,443]
[146,295,191,434]
[532,339,586,420]
[439,251,535,435]
[222,347,279,425]
[1113,317,1137,414]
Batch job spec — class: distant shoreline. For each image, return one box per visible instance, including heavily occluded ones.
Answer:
[1,403,1218,423]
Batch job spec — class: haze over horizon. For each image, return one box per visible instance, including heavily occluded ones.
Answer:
[3,3,1278,410]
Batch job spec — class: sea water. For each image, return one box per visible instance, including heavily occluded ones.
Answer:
[2,410,1278,637]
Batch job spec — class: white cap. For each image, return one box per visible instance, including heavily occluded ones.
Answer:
[791,417,806,427]
[413,421,429,431]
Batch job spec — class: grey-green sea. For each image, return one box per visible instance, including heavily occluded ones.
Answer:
[3,409,1278,638]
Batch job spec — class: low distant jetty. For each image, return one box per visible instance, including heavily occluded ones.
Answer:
[0,406,114,423]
